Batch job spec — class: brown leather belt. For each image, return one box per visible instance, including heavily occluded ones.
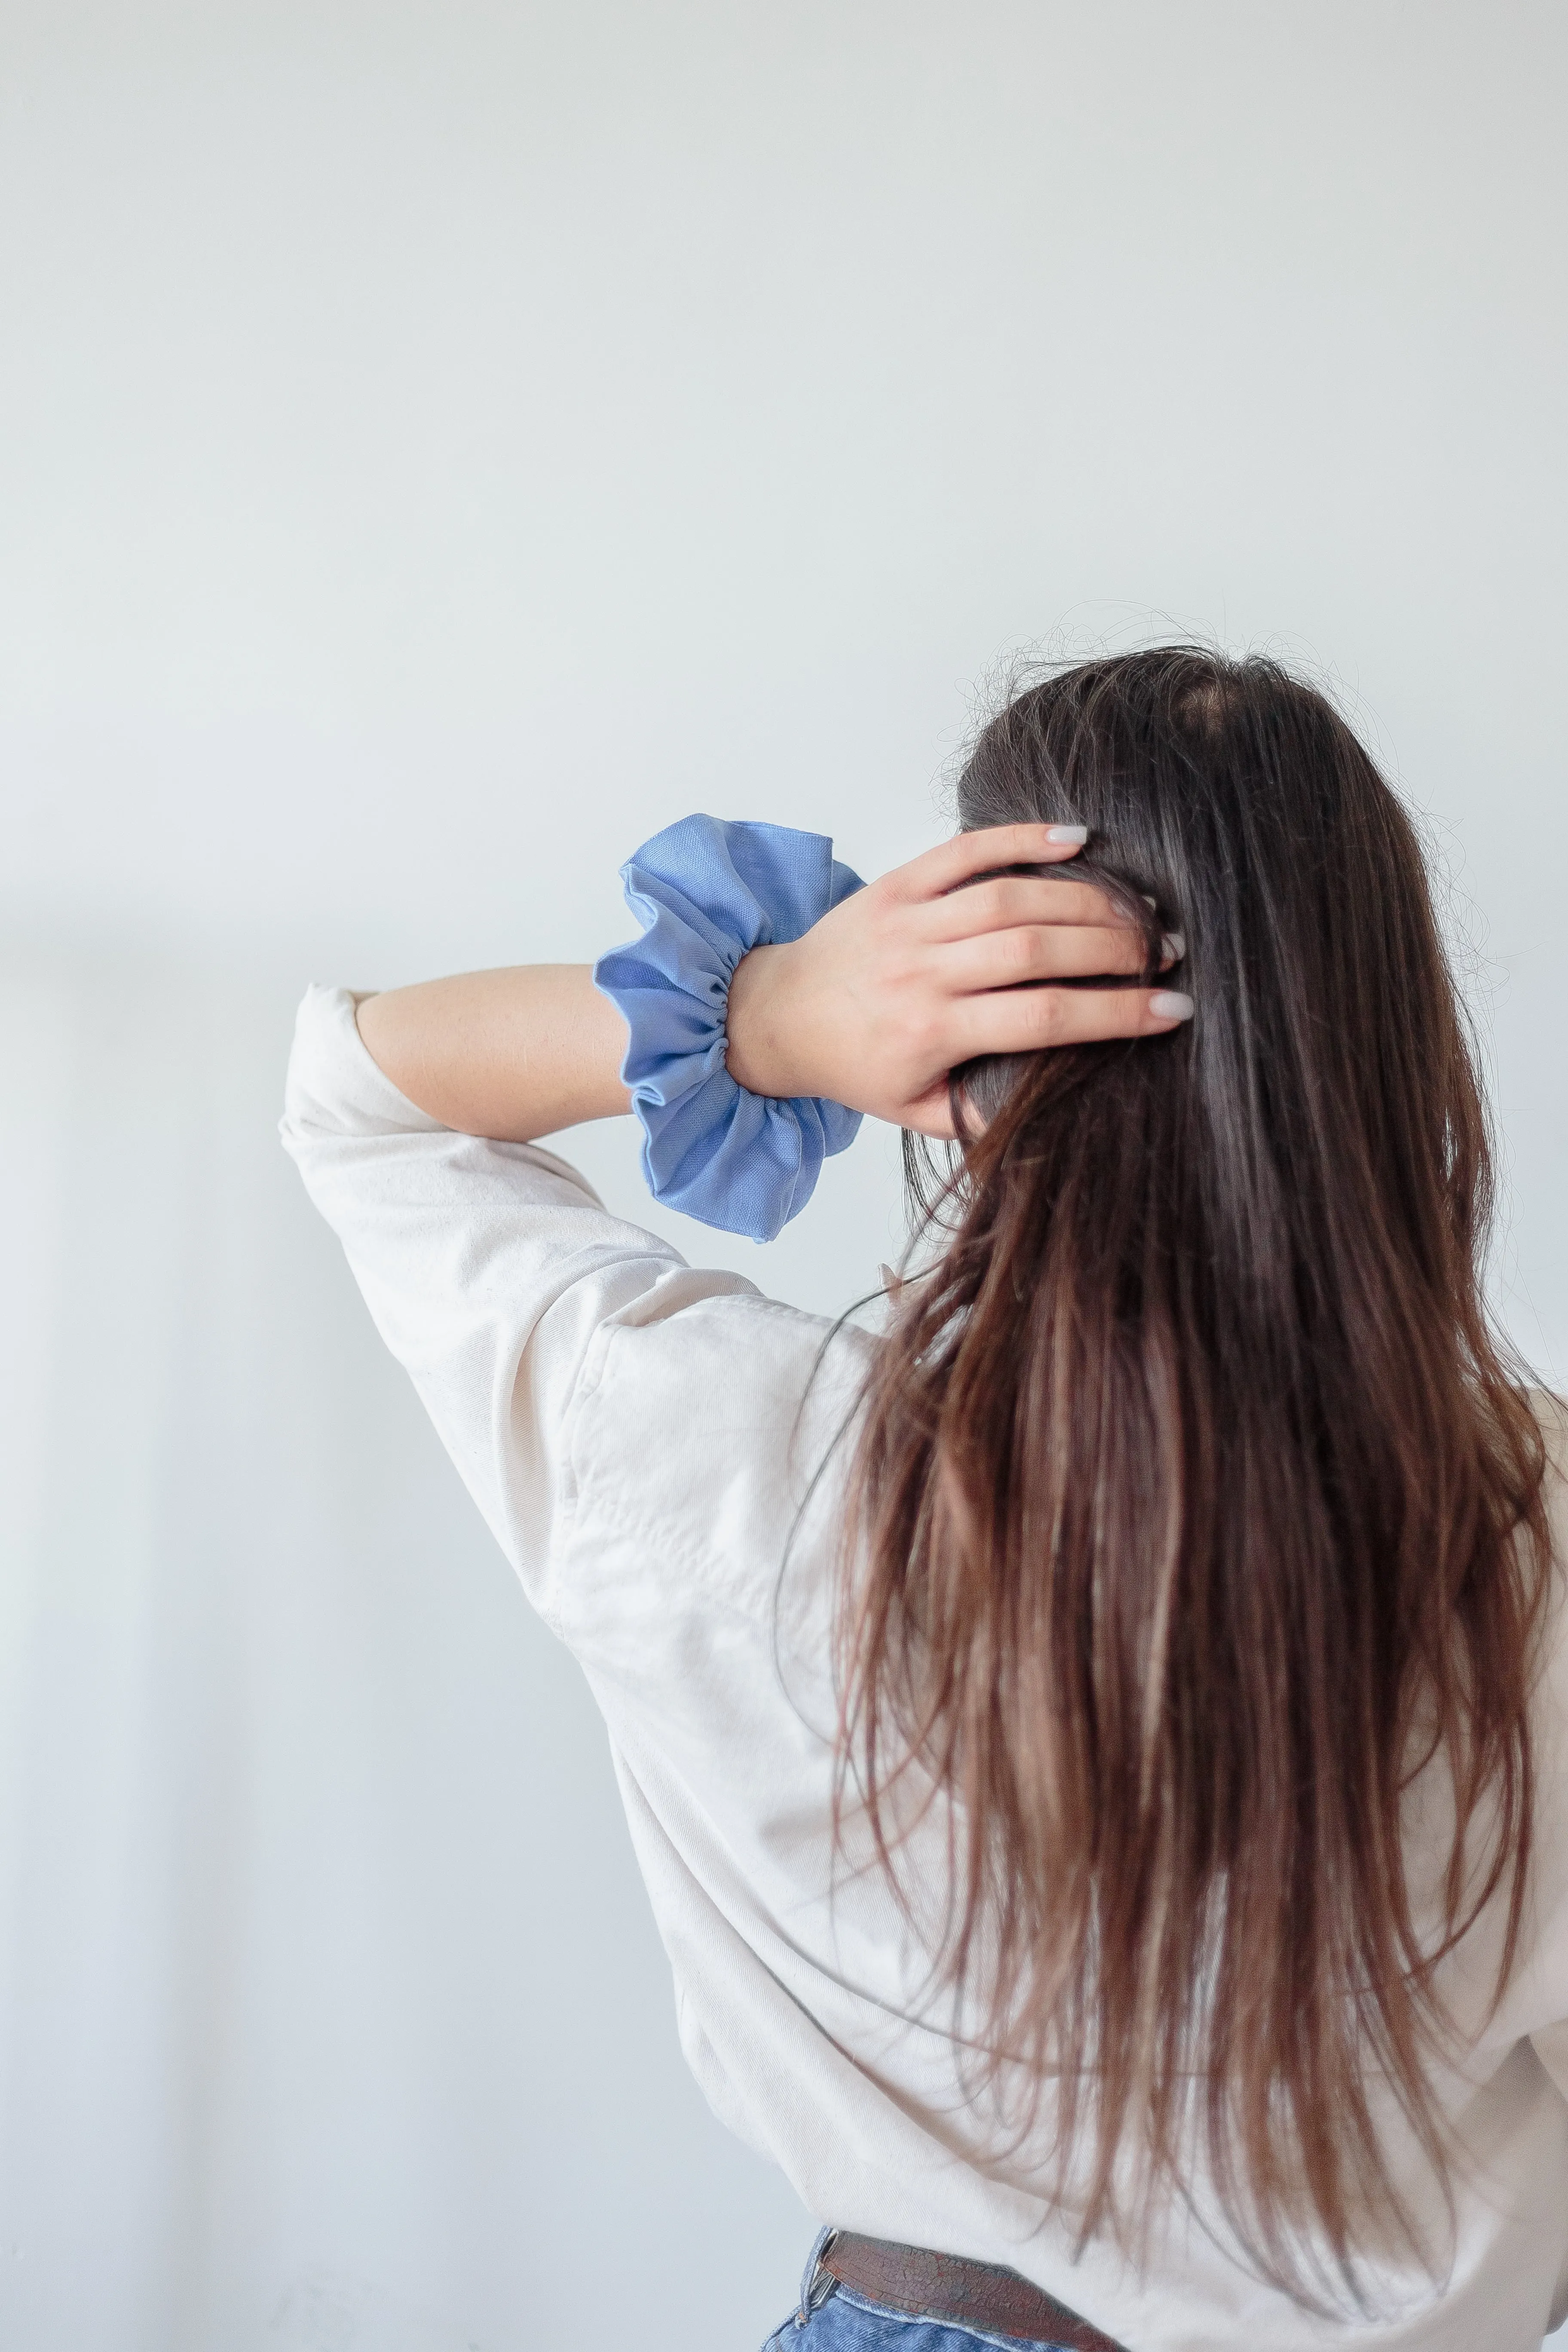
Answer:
[815,2231,1131,2352]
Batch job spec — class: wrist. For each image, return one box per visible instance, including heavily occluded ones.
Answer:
[725,942,813,1099]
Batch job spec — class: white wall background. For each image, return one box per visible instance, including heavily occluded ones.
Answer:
[1,4,1565,2348]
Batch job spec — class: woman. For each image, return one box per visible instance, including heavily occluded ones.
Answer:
[282,649,1568,2352]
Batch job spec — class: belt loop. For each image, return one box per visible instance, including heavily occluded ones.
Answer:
[795,2226,839,2327]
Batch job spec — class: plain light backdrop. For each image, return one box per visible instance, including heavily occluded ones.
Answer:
[1,4,1564,2348]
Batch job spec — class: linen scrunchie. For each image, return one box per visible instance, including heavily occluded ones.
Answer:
[592,814,866,1242]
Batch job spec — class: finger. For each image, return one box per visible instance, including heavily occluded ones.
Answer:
[942,924,1158,991]
[885,824,1087,903]
[950,985,1194,1059]
[920,872,1140,944]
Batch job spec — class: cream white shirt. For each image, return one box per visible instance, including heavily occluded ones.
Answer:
[281,983,1568,2352]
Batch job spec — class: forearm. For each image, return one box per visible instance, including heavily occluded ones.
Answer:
[350,820,1184,1149]
[354,964,631,1141]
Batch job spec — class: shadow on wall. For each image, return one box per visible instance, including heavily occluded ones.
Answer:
[0,942,806,2352]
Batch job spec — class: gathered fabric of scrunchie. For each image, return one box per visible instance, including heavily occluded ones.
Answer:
[592,814,866,1242]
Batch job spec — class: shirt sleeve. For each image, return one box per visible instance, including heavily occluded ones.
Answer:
[279,984,761,1630]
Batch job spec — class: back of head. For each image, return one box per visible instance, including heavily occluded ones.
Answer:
[840,648,1551,2304]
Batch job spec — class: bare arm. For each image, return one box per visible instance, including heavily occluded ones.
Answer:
[354,964,631,1141]
[354,825,1191,1142]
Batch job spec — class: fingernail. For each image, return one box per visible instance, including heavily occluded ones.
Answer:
[1150,990,1194,1021]
[1044,824,1088,845]
[1161,931,1185,962]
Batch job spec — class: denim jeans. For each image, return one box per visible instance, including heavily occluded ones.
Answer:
[759,2233,1081,2352]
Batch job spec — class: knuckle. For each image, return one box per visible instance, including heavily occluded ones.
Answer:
[1027,989,1065,1045]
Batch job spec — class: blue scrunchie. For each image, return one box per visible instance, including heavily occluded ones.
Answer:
[592,814,866,1242]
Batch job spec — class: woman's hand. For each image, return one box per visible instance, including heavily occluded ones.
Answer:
[725,824,1191,1137]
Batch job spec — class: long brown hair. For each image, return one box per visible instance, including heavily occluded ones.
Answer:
[838,649,1551,2302]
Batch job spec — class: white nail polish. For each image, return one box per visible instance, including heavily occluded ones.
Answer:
[1150,990,1194,1020]
[1044,824,1088,845]
[1161,931,1186,962]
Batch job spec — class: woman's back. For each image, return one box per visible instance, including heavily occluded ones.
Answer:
[283,649,1568,2348]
